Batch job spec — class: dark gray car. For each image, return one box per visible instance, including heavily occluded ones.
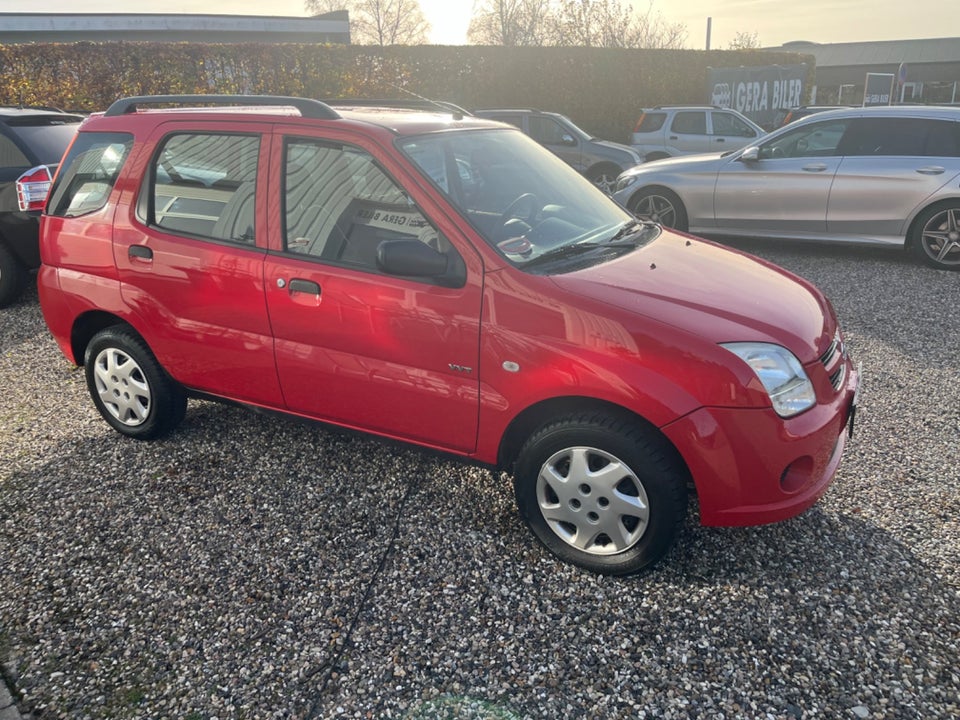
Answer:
[474,108,641,193]
[0,106,82,306]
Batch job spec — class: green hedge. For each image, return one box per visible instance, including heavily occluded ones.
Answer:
[0,42,814,142]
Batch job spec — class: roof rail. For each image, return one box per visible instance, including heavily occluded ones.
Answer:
[323,98,471,118]
[104,95,340,120]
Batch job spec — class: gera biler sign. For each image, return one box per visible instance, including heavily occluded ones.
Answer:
[707,64,808,129]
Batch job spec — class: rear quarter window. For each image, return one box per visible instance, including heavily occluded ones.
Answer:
[46,132,134,218]
[635,113,666,132]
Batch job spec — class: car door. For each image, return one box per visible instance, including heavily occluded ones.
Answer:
[714,119,850,234]
[827,117,960,238]
[528,115,583,172]
[113,121,284,407]
[709,110,762,152]
[666,111,711,154]
[263,129,483,453]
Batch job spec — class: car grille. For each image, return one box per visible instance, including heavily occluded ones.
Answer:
[819,332,846,392]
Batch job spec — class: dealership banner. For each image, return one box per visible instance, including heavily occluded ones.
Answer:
[863,73,896,106]
[707,64,808,129]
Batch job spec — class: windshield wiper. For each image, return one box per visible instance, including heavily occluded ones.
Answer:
[608,219,658,242]
[524,238,636,268]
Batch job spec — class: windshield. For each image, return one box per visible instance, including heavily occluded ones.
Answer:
[399,128,645,269]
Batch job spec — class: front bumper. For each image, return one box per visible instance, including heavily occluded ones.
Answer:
[661,362,858,527]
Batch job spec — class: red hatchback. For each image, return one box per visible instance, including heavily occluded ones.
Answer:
[37,95,859,575]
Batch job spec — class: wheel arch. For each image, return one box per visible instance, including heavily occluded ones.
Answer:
[904,196,960,249]
[496,395,691,481]
[585,160,624,179]
[70,310,141,366]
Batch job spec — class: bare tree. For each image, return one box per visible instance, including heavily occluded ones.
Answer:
[468,0,553,46]
[304,0,431,45]
[727,30,761,50]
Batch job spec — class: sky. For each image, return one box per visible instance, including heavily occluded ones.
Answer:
[1,0,953,49]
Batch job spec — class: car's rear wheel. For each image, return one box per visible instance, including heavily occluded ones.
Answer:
[513,413,687,575]
[911,202,960,271]
[0,243,26,308]
[84,326,187,439]
[627,187,688,232]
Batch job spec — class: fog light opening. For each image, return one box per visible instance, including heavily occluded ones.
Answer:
[780,456,814,494]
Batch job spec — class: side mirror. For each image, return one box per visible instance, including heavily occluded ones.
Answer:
[740,146,760,163]
[560,134,577,147]
[377,238,464,287]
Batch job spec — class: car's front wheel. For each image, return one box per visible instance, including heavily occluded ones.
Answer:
[911,202,960,271]
[627,187,688,232]
[586,163,622,194]
[513,413,688,575]
[84,326,187,439]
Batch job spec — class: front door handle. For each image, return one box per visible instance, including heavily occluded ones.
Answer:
[128,245,153,260]
[916,166,945,175]
[288,278,321,296]
[802,163,828,172]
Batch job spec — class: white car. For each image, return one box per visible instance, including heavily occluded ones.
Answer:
[630,106,765,162]
[614,105,960,271]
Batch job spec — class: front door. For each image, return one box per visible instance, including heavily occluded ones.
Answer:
[263,130,483,452]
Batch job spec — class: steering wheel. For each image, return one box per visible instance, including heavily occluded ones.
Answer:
[499,193,541,228]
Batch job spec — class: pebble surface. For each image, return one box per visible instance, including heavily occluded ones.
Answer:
[1,240,958,719]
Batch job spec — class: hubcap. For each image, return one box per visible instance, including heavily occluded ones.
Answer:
[536,446,649,556]
[592,174,615,194]
[632,194,676,228]
[92,347,151,426]
[920,208,960,267]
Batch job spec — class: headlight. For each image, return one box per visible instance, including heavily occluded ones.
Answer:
[721,342,816,418]
[616,175,637,193]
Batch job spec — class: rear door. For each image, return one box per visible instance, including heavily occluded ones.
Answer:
[113,120,283,407]
[666,111,711,154]
[827,117,960,237]
[262,128,483,452]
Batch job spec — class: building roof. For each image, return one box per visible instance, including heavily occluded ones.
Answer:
[771,38,960,67]
[0,12,350,44]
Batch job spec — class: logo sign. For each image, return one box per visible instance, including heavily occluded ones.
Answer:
[706,64,807,129]
[864,72,895,106]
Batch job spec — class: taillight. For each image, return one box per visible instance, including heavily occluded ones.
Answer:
[16,165,53,212]
[632,113,647,133]
[781,112,794,126]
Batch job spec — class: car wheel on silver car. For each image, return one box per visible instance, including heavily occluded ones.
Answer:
[627,187,688,233]
[85,326,187,439]
[912,202,960,271]
[513,413,688,575]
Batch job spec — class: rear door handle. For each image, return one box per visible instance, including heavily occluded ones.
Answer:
[802,164,828,172]
[128,245,153,260]
[715,138,725,143]
[916,166,945,175]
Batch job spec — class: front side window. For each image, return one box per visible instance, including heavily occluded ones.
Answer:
[758,120,850,159]
[712,112,755,137]
[283,139,459,275]
[47,132,134,218]
[529,117,569,145]
[671,112,707,135]
[149,133,259,243]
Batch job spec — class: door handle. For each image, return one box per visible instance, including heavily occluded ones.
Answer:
[669,135,678,140]
[715,138,725,143]
[128,245,153,260]
[802,164,828,172]
[916,166,945,175]
[288,278,321,296]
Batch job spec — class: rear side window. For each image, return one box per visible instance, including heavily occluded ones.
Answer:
[837,118,960,157]
[671,111,707,135]
[47,132,134,218]
[148,133,260,243]
[634,112,666,133]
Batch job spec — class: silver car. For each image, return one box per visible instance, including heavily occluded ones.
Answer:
[613,106,960,270]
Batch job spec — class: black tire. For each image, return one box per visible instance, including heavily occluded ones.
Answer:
[513,413,687,575]
[84,326,187,439]
[910,202,960,271]
[586,163,622,195]
[0,243,26,308]
[627,187,688,232]
[644,152,670,162]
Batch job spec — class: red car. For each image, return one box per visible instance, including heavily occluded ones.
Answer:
[37,95,859,575]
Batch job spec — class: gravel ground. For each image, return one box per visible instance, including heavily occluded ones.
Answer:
[1,240,958,719]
